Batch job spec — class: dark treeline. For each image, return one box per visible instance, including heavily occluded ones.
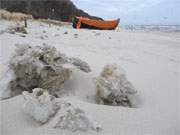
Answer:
[0,0,102,22]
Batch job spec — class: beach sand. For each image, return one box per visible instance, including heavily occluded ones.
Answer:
[0,20,179,135]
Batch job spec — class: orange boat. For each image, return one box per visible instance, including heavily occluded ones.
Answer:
[73,16,120,30]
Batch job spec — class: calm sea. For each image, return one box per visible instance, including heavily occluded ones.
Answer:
[120,25,180,32]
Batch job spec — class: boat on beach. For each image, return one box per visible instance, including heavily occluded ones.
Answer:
[73,16,120,30]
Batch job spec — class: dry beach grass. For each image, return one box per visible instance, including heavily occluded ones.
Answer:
[0,10,33,21]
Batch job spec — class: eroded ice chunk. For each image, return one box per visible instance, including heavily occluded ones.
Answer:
[22,88,58,123]
[9,44,91,97]
[95,64,137,107]
[22,89,101,132]
[45,101,101,132]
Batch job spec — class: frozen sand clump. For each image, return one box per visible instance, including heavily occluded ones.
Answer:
[22,88,58,123]
[8,44,91,97]
[22,89,101,132]
[95,64,137,107]
[45,101,101,131]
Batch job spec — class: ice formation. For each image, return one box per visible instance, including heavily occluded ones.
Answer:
[22,88,58,123]
[0,69,15,99]
[22,89,101,132]
[95,64,137,107]
[45,101,101,131]
[8,44,91,97]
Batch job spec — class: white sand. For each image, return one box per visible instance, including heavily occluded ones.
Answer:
[0,20,179,135]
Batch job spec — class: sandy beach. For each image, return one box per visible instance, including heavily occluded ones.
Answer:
[0,20,179,135]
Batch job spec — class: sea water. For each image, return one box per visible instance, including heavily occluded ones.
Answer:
[120,25,180,32]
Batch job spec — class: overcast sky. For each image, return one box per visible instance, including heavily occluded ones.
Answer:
[72,0,180,25]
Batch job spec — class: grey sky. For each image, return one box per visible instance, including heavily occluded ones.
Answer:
[72,0,180,25]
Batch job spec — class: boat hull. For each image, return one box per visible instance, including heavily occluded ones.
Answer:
[73,17,120,30]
